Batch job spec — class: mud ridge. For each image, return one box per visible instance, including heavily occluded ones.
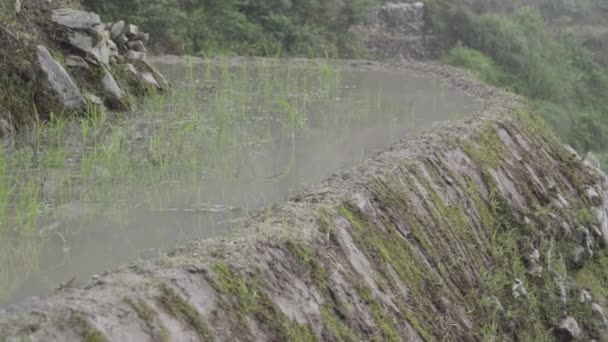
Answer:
[1,62,608,341]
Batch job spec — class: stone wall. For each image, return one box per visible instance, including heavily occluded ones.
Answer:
[0,1,168,135]
[360,1,435,60]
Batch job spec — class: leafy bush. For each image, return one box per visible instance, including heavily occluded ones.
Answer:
[82,0,375,57]
[444,46,507,85]
[431,2,608,153]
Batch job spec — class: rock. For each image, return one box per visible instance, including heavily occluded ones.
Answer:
[574,227,595,259]
[89,41,111,67]
[115,54,127,64]
[124,24,140,39]
[124,63,138,77]
[569,246,587,268]
[139,72,160,90]
[67,31,95,54]
[592,303,608,329]
[527,248,540,263]
[110,20,125,40]
[36,45,86,112]
[378,2,426,36]
[580,289,593,303]
[563,144,580,160]
[64,31,110,67]
[51,8,101,32]
[526,263,543,276]
[15,0,21,15]
[594,207,608,247]
[124,50,147,62]
[585,152,602,170]
[557,194,569,207]
[115,34,128,49]
[99,67,129,110]
[512,279,527,299]
[556,316,582,340]
[107,40,119,58]
[586,187,601,205]
[84,94,103,107]
[65,55,89,69]
[142,32,150,43]
[525,249,543,276]
[141,61,170,90]
[127,40,147,53]
[555,277,568,304]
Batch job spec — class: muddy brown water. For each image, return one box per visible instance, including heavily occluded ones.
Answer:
[0,58,480,307]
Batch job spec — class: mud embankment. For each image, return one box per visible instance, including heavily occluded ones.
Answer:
[1,66,608,341]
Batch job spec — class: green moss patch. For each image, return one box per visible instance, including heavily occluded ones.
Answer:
[125,297,170,342]
[156,283,213,341]
[212,262,316,341]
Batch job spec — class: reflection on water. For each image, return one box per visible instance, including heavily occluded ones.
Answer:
[0,59,479,306]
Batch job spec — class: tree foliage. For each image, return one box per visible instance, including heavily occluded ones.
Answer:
[82,0,375,57]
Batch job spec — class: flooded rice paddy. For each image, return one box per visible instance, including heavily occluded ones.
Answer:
[0,58,479,306]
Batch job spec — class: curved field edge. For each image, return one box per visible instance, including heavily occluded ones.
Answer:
[1,67,608,341]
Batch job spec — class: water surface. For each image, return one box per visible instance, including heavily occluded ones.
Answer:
[0,58,479,306]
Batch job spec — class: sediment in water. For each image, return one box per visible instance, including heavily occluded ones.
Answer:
[1,64,608,341]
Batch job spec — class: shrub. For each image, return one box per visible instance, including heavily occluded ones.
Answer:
[433,3,608,153]
[444,46,506,85]
[81,0,376,57]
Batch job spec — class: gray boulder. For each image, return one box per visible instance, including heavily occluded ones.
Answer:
[107,39,119,58]
[65,55,89,69]
[124,24,140,39]
[110,20,126,40]
[556,316,581,340]
[89,40,111,67]
[562,144,580,160]
[569,246,588,268]
[114,34,129,51]
[512,278,527,299]
[139,72,160,90]
[99,67,129,110]
[142,60,170,90]
[36,45,87,112]
[124,63,139,77]
[127,40,147,53]
[594,207,608,247]
[592,303,608,329]
[579,289,593,303]
[67,31,94,53]
[65,31,109,68]
[51,8,101,32]
[84,94,103,107]
[125,50,147,62]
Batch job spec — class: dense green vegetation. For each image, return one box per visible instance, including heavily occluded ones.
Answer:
[431,2,608,154]
[82,0,375,57]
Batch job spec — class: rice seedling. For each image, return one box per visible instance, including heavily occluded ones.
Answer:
[0,58,474,306]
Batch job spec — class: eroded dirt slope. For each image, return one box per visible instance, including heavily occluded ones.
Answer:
[1,64,608,341]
